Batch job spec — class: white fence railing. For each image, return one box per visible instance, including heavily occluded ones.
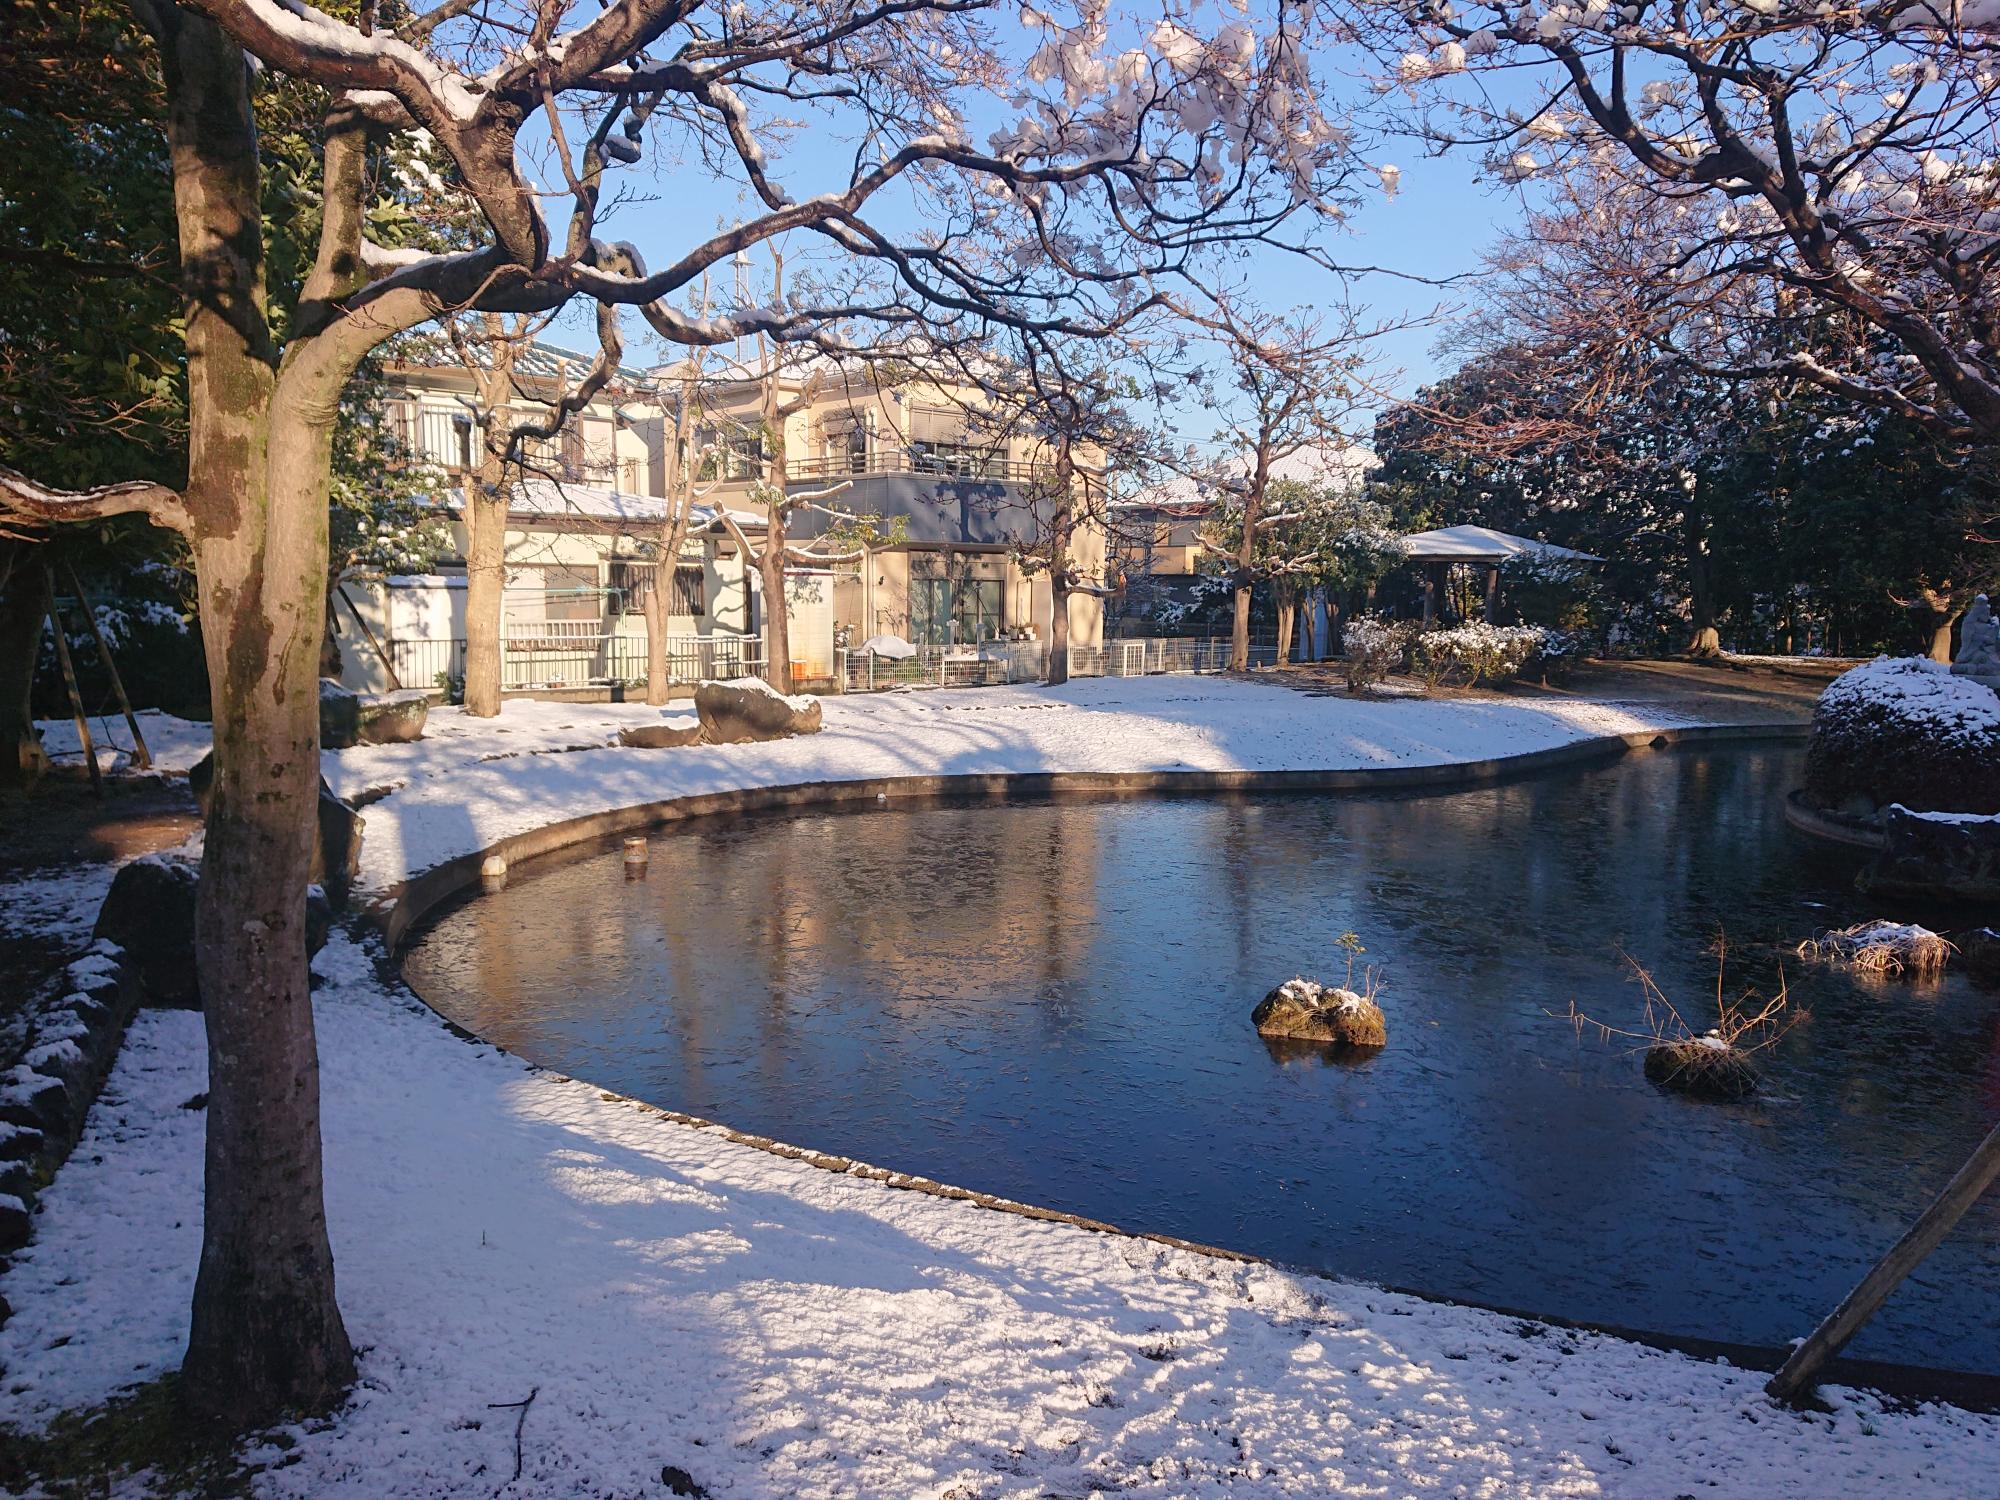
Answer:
[386,630,765,695]
[836,635,1276,692]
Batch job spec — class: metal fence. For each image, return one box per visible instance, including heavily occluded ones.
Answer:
[836,635,1274,692]
[386,630,765,695]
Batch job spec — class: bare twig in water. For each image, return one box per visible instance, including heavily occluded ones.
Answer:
[487,1387,538,1488]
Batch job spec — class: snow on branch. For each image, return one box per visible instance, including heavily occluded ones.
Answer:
[0,466,191,536]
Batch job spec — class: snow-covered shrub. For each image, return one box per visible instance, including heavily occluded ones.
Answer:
[1803,656,2000,815]
[1409,622,1549,689]
[1339,616,1412,694]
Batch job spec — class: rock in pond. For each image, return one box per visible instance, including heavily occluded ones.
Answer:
[1251,977,1386,1049]
[694,677,823,745]
[1858,806,2000,905]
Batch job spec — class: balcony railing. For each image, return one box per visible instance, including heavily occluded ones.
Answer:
[784,450,1053,484]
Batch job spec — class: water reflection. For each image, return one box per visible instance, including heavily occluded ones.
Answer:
[403,747,2000,1372]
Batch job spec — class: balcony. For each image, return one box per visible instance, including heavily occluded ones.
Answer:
[784,450,1053,484]
[781,449,1055,546]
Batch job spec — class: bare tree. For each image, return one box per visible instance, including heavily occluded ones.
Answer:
[1355,0,2000,439]
[1176,307,1373,670]
[0,0,1365,1429]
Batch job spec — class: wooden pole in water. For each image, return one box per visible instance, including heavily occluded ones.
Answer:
[42,562,101,798]
[1767,1119,2000,1403]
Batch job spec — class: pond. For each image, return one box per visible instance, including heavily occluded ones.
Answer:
[400,745,2000,1374]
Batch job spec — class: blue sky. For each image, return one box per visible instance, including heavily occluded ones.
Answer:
[541,55,1533,442]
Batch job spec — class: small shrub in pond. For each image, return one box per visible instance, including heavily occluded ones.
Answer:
[1796,921,1953,980]
[1252,976,1386,1049]
[1555,940,1801,1102]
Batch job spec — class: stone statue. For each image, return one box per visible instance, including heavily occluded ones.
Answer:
[1955,594,2000,683]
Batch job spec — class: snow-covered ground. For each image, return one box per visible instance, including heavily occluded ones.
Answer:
[35,708,214,776]
[11,676,1987,1497]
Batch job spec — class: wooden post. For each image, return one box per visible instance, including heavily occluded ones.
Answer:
[1767,1119,2000,1403]
[337,584,405,691]
[1421,564,1438,628]
[42,563,101,797]
[63,561,151,770]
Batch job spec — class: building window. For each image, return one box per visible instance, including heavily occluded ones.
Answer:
[541,565,601,622]
[910,574,1002,645]
[698,425,763,481]
[416,407,472,469]
[607,561,705,617]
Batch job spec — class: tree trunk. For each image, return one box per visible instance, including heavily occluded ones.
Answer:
[1686,508,1720,656]
[761,525,791,694]
[1929,616,1959,663]
[461,476,507,715]
[462,328,517,717]
[1231,472,1265,673]
[1048,570,1071,685]
[149,4,354,1427]
[0,546,49,785]
[1274,580,1296,664]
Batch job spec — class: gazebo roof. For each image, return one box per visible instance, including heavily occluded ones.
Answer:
[1399,524,1601,564]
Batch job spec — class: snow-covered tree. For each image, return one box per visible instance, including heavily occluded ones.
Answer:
[0,0,1370,1427]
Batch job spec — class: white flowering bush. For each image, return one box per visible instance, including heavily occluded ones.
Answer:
[1410,622,1552,689]
[1340,616,1414,694]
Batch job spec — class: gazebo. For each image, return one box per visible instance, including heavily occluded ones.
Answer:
[1399,525,1601,627]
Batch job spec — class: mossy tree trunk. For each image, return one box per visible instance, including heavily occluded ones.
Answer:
[144,0,355,1426]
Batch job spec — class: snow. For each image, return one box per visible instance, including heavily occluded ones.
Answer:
[33,708,213,775]
[1890,805,2000,824]
[326,678,1703,895]
[4,929,1998,1497]
[1818,656,2000,742]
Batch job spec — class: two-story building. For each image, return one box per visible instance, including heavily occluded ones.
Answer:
[330,339,1106,695]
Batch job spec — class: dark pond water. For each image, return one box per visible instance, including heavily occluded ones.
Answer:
[401,746,2000,1373]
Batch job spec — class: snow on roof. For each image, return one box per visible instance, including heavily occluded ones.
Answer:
[506,479,765,532]
[1398,525,1601,564]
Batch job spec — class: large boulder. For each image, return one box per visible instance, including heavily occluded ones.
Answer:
[189,752,363,908]
[694,678,823,745]
[91,856,328,1012]
[1858,807,2000,904]
[1802,657,2000,817]
[320,680,428,749]
[1251,977,1386,1049]
[92,854,330,1008]
[92,855,201,1005]
[619,722,703,750]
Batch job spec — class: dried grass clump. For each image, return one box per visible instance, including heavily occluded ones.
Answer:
[1796,921,1953,980]
[1555,937,1803,1102]
[1642,1036,1760,1100]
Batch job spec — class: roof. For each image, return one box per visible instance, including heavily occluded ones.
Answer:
[1398,525,1601,564]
